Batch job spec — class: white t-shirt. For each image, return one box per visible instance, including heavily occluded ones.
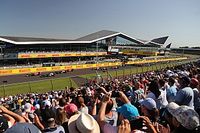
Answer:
[147,89,168,109]
[79,106,89,114]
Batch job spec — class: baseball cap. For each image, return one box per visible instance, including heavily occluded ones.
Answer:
[65,103,78,117]
[139,98,157,110]
[117,103,139,121]
[24,103,32,113]
[43,100,51,107]
[35,104,40,110]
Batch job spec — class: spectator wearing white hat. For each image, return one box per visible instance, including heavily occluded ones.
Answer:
[68,112,100,133]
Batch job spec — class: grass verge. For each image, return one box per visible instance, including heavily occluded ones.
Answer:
[0,77,77,96]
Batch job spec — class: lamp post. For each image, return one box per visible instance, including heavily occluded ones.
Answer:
[2,80,7,97]
[28,82,32,93]
[50,80,53,91]
[96,42,99,70]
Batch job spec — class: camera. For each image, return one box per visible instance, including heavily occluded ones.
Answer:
[111,91,120,97]
[130,118,144,130]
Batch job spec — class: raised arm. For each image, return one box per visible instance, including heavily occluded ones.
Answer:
[97,94,110,127]
[119,91,130,104]
[2,113,15,126]
[34,113,44,130]
[91,98,98,116]
[0,105,26,123]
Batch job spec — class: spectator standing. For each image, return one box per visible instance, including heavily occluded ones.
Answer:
[166,77,177,102]
[190,78,200,114]
[175,76,194,108]
[147,80,168,109]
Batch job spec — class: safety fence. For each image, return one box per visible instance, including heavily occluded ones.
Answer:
[0,57,187,76]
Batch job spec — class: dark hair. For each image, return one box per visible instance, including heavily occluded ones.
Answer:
[41,108,56,123]
[158,79,165,87]
[148,108,160,122]
[179,76,190,87]
[69,87,76,92]
[55,108,66,125]
[77,96,86,108]
[59,98,66,107]
[148,80,161,98]
[168,77,175,85]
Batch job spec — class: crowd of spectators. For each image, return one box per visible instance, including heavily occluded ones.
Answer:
[1,61,200,133]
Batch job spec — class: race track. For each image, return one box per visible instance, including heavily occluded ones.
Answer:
[0,65,135,85]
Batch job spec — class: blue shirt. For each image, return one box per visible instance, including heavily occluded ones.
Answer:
[175,87,194,108]
[166,85,177,103]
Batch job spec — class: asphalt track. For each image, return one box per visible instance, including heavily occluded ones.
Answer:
[0,65,135,85]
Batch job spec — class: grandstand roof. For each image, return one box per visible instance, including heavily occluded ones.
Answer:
[76,30,119,41]
[0,30,167,46]
[0,36,72,42]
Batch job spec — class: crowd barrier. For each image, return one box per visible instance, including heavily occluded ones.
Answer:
[18,52,107,59]
[0,57,187,76]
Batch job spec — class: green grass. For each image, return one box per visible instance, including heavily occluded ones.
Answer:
[80,62,172,79]
[0,77,78,96]
[0,58,197,97]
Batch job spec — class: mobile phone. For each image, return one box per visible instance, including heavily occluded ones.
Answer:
[130,118,144,130]
[111,91,120,97]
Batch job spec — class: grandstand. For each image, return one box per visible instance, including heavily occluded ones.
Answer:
[0,30,179,76]
[0,30,168,61]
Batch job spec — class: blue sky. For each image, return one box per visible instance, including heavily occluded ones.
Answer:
[0,0,200,47]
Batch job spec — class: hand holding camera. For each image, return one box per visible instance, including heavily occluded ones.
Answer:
[111,91,120,97]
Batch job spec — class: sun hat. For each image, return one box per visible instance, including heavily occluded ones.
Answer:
[167,102,200,130]
[68,113,100,133]
[139,98,157,110]
[117,103,139,121]
[5,122,41,133]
